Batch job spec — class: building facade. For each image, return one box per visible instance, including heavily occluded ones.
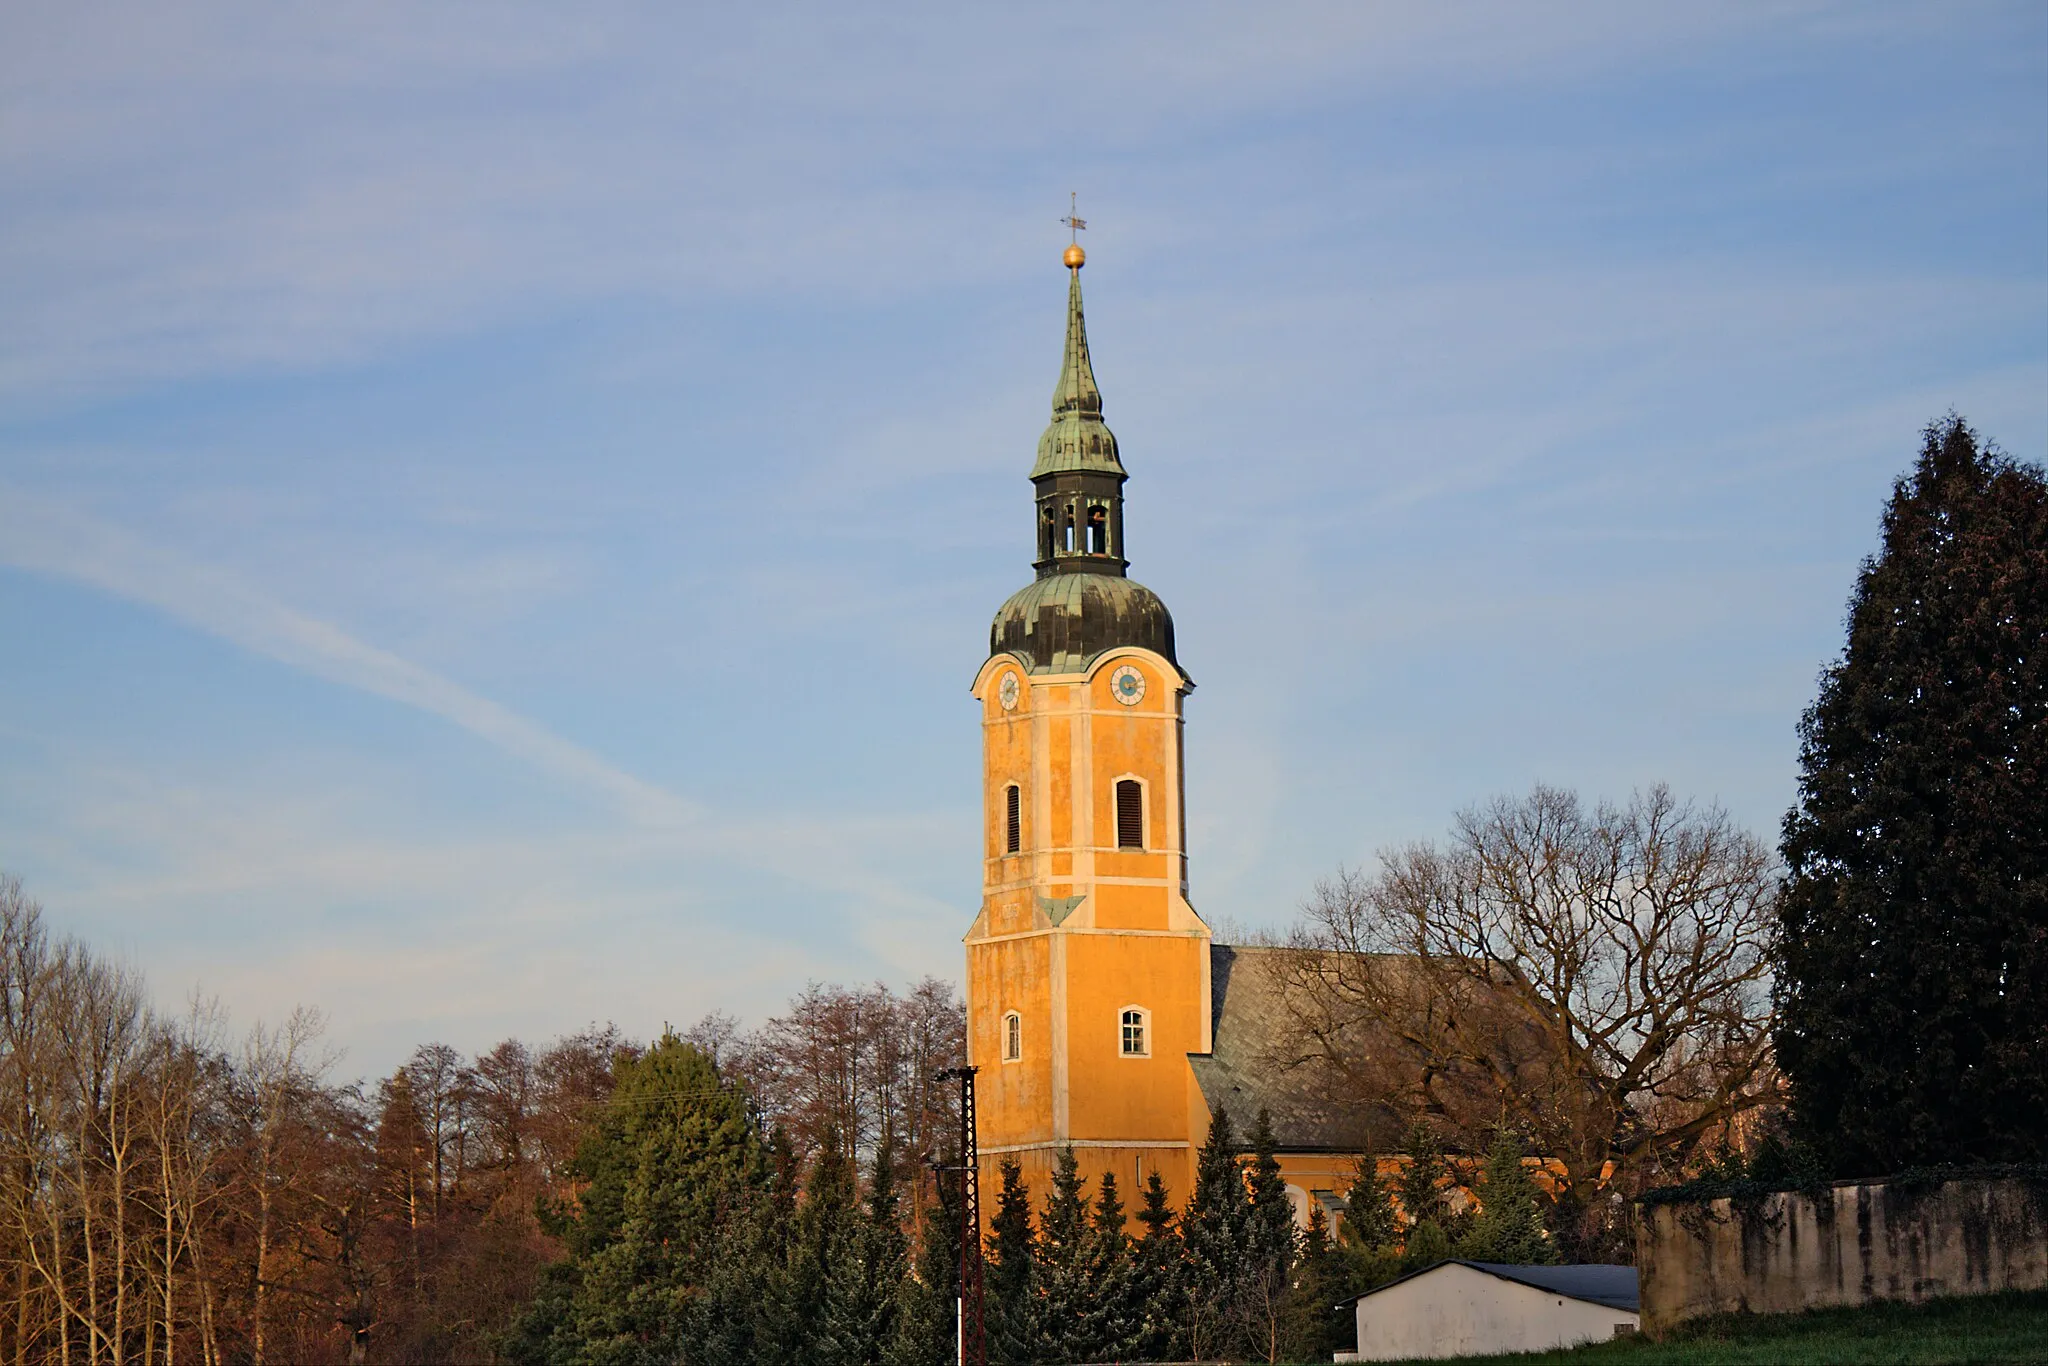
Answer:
[965,242,1213,1205]
[965,246,1400,1222]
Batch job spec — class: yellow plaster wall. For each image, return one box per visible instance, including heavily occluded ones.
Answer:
[967,648,1210,1217]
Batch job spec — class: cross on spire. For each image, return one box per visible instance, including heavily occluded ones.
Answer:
[1062,192,1087,243]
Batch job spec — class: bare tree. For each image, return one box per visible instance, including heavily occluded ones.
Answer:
[1275,785,1779,1254]
[239,1008,334,1366]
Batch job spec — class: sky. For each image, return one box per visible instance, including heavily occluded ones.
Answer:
[2,3,2044,1079]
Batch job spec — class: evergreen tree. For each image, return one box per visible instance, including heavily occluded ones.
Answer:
[984,1159,1040,1366]
[1181,1107,1250,1361]
[1329,1151,1403,1313]
[1033,1148,1092,1365]
[688,1188,793,1366]
[1401,1220,1449,1273]
[1279,1203,1355,1363]
[1129,1170,1186,1362]
[1337,1153,1397,1253]
[1454,1131,1555,1265]
[787,1131,860,1356]
[1242,1109,1299,1361]
[1082,1171,1141,1360]
[819,1133,910,1366]
[505,1034,767,1366]
[1394,1123,1450,1237]
[1778,415,2048,1173]
[887,1168,962,1366]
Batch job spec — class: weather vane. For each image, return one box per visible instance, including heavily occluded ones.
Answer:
[1061,192,1088,268]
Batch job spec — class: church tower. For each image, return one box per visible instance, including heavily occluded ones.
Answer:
[967,241,1213,1206]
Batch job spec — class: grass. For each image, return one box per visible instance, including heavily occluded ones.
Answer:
[1314,1288,2048,1365]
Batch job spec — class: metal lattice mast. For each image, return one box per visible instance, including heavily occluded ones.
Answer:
[936,1065,986,1366]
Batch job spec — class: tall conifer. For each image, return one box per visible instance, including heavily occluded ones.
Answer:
[985,1159,1040,1366]
[1778,416,2048,1172]
[1454,1131,1554,1265]
[1394,1123,1449,1235]
[1083,1171,1141,1360]
[1034,1148,1092,1365]
[1181,1107,1249,1360]
[1130,1171,1186,1362]
[1243,1109,1299,1360]
[820,1133,909,1366]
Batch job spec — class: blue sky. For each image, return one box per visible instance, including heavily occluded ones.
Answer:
[2,3,2043,1077]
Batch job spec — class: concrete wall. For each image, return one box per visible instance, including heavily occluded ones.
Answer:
[1349,1264,1637,1361]
[1638,1177,2048,1334]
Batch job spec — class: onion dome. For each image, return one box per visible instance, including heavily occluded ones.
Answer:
[991,572,1177,674]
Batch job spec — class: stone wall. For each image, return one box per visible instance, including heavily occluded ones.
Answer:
[1637,1176,2048,1334]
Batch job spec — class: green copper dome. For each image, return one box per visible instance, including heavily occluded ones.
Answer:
[990,571,1177,675]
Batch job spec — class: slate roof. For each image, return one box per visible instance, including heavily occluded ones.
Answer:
[1342,1262,1640,1313]
[1187,944,1403,1153]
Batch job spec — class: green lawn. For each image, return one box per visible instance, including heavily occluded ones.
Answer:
[1314,1289,2048,1366]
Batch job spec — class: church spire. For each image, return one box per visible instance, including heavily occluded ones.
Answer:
[1052,256,1103,420]
[1031,234,1128,575]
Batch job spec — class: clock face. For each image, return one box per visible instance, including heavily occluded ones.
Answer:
[998,672,1020,711]
[1110,664,1145,706]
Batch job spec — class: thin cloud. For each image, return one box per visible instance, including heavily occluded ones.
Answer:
[0,489,699,828]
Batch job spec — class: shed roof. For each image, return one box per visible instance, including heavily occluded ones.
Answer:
[1341,1261,1640,1314]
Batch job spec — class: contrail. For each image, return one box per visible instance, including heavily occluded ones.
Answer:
[0,488,700,829]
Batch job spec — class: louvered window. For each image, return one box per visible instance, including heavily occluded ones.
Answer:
[1005,784,1021,854]
[1115,779,1143,849]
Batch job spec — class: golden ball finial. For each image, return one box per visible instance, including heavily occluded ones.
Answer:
[1064,243,1086,269]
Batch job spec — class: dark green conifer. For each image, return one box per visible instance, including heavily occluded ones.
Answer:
[1401,1220,1449,1272]
[1130,1170,1186,1362]
[1280,1202,1355,1362]
[1180,1107,1249,1360]
[819,1132,909,1366]
[1082,1171,1141,1360]
[1395,1123,1449,1237]
[503,1034,767,1366]
[1454,1131,1554,1265]
[887,1169,961,1366]
[1338,1153,1397,1253]
[1778,415,2048,1173]
[984,1159,1040,1366]
[1243,1108,1299,1358]
[1033,1148,1091,1365]
[789,1129,859,1356]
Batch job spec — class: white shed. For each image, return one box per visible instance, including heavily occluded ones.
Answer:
[1335,1260,1640,1362]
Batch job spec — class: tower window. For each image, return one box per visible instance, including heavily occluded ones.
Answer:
[1002,1011,1022,1062]
[1120,1007,1149,1057]
[1115,779,1144,849]
[1087,505,1107,554]
[1004,784,1021,855]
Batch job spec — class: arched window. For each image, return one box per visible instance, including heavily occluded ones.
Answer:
[1119,1007,1150,1057]
[1115,779,1144,849]
[1004,784,1022,855]
[1002,1011,1022,1062]
[1087,505,1107,554]
[1040,505,1056,560]
[1063,504,1077,552]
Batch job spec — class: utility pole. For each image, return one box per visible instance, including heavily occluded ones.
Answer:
[932,1066,986,1366]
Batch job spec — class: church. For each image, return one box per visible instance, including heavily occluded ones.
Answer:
[964,240,1381,1227]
